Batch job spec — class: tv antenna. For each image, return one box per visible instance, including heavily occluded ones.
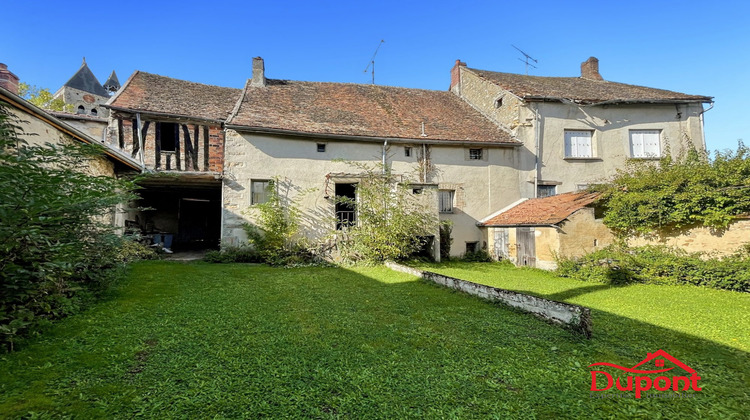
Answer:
[512,45,537,75]
[364,39,385,84]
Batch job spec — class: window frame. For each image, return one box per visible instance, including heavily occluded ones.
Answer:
[537,185,556,198]
[629,129,662,158]
[438,189,454,213]
[404,146,412,157]
[468,148,483,160]
[250,179,273,205]
[316,143,326,153]
[564,130,594,158]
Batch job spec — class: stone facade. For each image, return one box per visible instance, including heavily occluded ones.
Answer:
[628,219,750,257]
[54,85,110,118]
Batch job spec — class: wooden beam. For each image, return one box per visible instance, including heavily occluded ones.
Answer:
[203,126,209,171]
[182,124,194,171]
[131,118,139,158]
[193,124,200,171]
[117,118,124,149]
[155,122,162,170]
[174,123,181,170]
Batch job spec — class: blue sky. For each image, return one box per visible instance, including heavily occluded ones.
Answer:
[3,0,748,152]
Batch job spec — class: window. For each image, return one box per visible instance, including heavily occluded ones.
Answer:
[90,108,98,116]
[317,143,326,152]
[494,97,503,108]
[412,188,423,194]
[76,105,85,114]
[537,185,556,198]
[465,241,479,253]
[564,130,593,158]
[469,148,483,160]
[438,190,454,213]
[251,180,272,205]
[630,130,661,158]
[404,146,412,157]
[158,122,177,152]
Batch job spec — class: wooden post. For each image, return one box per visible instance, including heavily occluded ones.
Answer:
[139,120,150,166]
[181,124,194,171]
[117,118,124,149]
[155,122,162,170]
[174,123,181,170]
[166,153,172,171]
[193,124,200,170]
[131,118,139,158]
[203,125,210,171]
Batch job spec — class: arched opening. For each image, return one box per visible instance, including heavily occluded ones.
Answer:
[76,105,85,114]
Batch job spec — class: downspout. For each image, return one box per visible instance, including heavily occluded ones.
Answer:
[422,143,427,182]
[533,103,541,198]
[382,139,388,174]
[699,102,714,153]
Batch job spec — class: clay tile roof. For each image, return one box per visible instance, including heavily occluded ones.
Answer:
[107,71,242,122]
[481,192,600,226]
[227,80,517,144]
[467,68,712,105]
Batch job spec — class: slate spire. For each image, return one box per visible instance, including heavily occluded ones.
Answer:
[103,70,120,94]
[62,58,109,97]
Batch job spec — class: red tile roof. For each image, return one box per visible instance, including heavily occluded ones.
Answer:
[481,192,600,226]
[467,68,712,105]
[107,71,241,122]
[227,80,517,144]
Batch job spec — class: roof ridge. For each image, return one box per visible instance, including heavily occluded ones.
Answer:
[256,78,462,95]
[137,71,242,91]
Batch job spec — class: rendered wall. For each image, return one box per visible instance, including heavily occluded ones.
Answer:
[221,130,521,256]
[628,219,750,257]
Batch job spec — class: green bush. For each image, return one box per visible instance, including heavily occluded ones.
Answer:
[439,220,453,261]
[461,249,494,263]
[556,245,750,292]
[204,247,262,263]
[0,101,137,351]
[117,240,159,262]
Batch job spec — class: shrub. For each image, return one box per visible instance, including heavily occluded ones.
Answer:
[204,246,262,263]
[335,162,438,263]
[461,249,493,263]
[556,245,750,292]
[439,220,453,261]
[118,239,159,262]
[0,101,137,351]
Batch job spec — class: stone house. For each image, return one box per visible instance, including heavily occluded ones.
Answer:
[480,192,614,270]
[97,56,711,258]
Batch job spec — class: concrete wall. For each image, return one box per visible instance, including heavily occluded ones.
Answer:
[221,130,522,256]
[628,219,750,257]
[386,262,592,337]
[454,67,706,198]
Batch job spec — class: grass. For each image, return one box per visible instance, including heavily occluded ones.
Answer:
[0,261,747,418]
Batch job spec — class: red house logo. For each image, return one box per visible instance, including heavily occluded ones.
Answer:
[589,349,702,399]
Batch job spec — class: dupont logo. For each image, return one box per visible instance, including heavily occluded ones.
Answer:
[589,349,702,399]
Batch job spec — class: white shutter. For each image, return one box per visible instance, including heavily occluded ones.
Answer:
[630,130,660,158]
[630,131,644,157]
[565,131,592,157]
[643,130,661,157]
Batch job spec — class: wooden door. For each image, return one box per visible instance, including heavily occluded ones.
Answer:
[516,227,536,267]
[493,228,509,260]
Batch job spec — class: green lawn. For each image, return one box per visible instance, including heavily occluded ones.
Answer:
[0,261,747,418]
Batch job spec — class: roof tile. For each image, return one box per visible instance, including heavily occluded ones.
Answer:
[481,192,600,226]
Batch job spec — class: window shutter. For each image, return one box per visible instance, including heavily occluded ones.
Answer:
[565,131,592,157]
[578,133,592,157]
[565,132,574,157]
[630,131,644,157]
[643,130,660,157]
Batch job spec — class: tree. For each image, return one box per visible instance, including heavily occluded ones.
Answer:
[18,82,72,112]
[0,101,135,351]
[335,162,439,263]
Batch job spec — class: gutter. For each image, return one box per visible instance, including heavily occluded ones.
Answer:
[523,96,713,106]
[105,105,225,125]
[225,124,521,148]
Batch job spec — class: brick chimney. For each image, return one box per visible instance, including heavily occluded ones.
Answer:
[0,63,20,95]
[250,57,266,87]
[450,59,466,93]
[581,57,603,80]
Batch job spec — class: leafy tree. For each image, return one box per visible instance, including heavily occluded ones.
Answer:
[18,82,72,112]
[594,143,750,236]
[0,101,136,351]
[336,162,438,263]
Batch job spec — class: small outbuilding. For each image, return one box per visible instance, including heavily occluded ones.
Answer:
[479,192,614,270]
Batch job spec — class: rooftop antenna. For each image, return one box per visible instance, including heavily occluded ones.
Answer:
[364,39,385,84]
[512,45,537,75]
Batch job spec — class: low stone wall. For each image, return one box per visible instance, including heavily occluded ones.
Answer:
[385,262,592,338]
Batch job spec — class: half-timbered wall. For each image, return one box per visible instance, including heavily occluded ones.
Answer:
[114,118,224,172]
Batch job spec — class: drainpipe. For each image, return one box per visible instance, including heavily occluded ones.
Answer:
[699,102,714,153]
[422,143,427,182]
[382,139,388,174]
[533,104,541,198]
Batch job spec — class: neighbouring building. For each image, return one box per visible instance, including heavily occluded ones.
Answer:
[95,56,712,259]
[480,192,614,270]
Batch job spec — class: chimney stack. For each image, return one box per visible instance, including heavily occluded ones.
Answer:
[450,59,467,93]
[250,57,266,87]
[581,57,603,80]
[0,63,20,95]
